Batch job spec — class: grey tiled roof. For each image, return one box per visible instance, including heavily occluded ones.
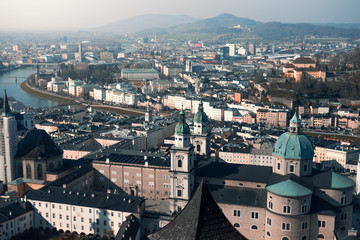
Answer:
[147,182,247,240]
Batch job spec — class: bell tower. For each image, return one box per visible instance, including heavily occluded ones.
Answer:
[191,100,211,157]
[170,110,195,213]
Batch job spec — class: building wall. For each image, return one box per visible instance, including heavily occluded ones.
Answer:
[0,210,33,240]
[93,162,171,200]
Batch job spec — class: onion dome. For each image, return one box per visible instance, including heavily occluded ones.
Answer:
[175,110,190,136]
[194,100,208,124]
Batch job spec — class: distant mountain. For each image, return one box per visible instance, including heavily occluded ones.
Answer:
[252,22,360,39]
[169,13,259,33]
[314,23,360,29]
[94,14,198,33]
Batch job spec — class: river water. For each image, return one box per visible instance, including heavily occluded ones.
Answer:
[0,67,61,108]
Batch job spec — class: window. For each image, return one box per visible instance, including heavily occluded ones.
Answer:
[301,221,308,230]
[136,180,141,185]
[81,217,84,222]
[111,171,116,175]
[302,236,306,240]
[234,223,240,228]
[341,213,347,220]
[301,204,307,213]
[59,214,62,219]
[178,160,182,168]
[268,201,273,209]
[277,162,281,170]
[74,216,76,221]
[267,232,271,237]
[251,225,258,230]
[124,172,129,176]
[318,234,325,239]
[267,218,271,226]
[289,165,295,173]
[89,218,92,223]
[233,210,240,217]
[149,181,154,187]
[46,213,49,218]
[66,215,69,220]
[303,164,308,172]
[104,221,107,226]
[251,212,259,219]
[89,209,92,213]
[283,206,291,214]
[52,214,55,218]
[318,220,325,228]
[282,237,289,240]
[177,190,182,197]
[111,222,114,227]
[136,173,141,177]
[341,196,347,205]
[149,174,154,178]
[282,223,290,231]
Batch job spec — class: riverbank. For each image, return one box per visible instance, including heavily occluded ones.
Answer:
[21,78,144,116]
[0,66,21,74]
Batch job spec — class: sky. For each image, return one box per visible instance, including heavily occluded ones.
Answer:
[1,0,360,30]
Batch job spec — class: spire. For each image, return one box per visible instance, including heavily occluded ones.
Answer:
[175,110,190,136]
[289,112,301,134]
[194,100,208,124]
[2,89,11,117]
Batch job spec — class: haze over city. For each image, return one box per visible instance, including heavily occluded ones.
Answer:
[1,0,360,30]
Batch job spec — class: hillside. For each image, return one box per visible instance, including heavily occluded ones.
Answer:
[94,14,198,33]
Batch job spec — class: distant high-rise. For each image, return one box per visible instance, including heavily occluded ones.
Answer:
[78,42,82,63]
[220,46,230,61]
[249,43,256,55]
[185,59,192,73]
[226,43,236,56]
[63,36,67,43]
[0,90,18,184]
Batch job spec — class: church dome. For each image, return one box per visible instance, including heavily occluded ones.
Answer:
[175,110,190,136]
[273,113,314,160]
[273,132,314,159]
[194,101,208,124]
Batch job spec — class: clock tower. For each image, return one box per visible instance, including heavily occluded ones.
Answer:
[170,110,195,213]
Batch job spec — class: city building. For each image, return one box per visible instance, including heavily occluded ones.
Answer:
[121,69,159,81]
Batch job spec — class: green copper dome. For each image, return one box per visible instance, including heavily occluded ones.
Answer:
[175,110,190,136]
[266,179,313,197]
[194,101,208,124]
[273,132,314,160]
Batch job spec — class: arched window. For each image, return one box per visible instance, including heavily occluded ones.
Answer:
[251,225,258,230]
[17,163,23,178]
[49,163,54,170]
[234,223,240,228]
[197,145,201,152]
[26,164,32,179]
[341,196,347,205]
[317,234,324,239]
[282,237,289,240]
[178,160,182,168]
[267,231,271,237]
[37,164,43,180]
[302,236,306,240]
[268,201,273,209]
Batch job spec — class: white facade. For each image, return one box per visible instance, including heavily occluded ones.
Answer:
[0,206,33,240]
[0,115,18,183]
[106,90,140,106]
[93,88,107,101]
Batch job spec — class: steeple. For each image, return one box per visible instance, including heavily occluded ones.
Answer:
[289,112,301,134]
[2,89,11,117]
[174,110,191,148]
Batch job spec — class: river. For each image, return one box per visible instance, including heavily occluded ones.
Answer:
[0,67,61,108]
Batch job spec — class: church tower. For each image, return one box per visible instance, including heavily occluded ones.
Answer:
[170,110,195,213]
[145,104,152,122]
[272,112,313,177]
[191,100,211,157]
[0,90,18,183]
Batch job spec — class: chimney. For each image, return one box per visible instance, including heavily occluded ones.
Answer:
[106,158,110,164]
[9,211,12,216]
[107,189,111,194]
[62,184,66,189]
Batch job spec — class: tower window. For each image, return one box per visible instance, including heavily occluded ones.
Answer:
[178,160,182,168]
[301,204,307,213]
[277,163,281,170]
[303,164,308,172]
[281,223,290,230]
[268,201,273,209]
[177,190,182,197]
[283,206,291,214]
[289,165,295,173]
[341,196,347,205]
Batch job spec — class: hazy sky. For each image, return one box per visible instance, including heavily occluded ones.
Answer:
[1,0,360,30]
